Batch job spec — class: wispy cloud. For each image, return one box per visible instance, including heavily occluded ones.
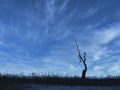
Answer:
[45,0,55,23]
[95,25,120,44]
[91,65,106,76]
[0,0,120,77]
[81,7,98,19]
[0,41,4,45]
[90,59,120,77]
[41,57,81,76]
[108,63,120,75]
[75,23,120,60]
[93,47,108,61]
[57,0,69,14]
[0,62,38,74]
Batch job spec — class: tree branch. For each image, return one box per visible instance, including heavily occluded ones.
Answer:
[74,39,83,62]
[84,52,86,62]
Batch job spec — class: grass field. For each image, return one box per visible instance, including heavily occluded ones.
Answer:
[0,73,120,90]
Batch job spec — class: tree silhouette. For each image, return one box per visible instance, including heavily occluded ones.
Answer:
[74,40,87,79]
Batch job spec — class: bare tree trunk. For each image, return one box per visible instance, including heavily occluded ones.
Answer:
[82,70,86,79]
[82,60,87,79]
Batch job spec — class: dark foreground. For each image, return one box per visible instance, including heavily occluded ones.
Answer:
[1,84,120,90]
[0,74,120,90]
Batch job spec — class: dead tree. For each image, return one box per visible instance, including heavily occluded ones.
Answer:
[74,40,87,79]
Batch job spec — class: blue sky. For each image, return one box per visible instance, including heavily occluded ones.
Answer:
[0,0,120,77]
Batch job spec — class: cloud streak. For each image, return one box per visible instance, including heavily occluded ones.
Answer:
[0,0,120,77]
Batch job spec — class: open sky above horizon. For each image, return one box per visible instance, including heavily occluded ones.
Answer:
[0,0,120,77]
